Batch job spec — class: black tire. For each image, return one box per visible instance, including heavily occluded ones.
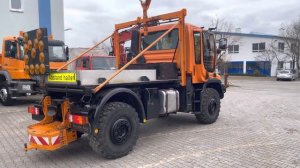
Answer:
[0,82,14,106]
[195,88,220,124]
[89,102,140,159]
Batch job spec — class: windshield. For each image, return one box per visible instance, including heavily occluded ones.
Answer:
[49,45,66,62]
[92,57,116,70]
[141,29,178,51]
[279,70,290,74]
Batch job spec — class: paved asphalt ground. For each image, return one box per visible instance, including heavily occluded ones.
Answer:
[0,77,299,168]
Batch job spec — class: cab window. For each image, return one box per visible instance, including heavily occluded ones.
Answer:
[141,29,178,51]
[193,32,201,64]
[82,57,90,69]
[203,32,215,72]
[5,41,18,58]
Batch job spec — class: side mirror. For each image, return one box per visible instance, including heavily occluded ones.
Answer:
[65,46,69,61]
[218,38,227,50]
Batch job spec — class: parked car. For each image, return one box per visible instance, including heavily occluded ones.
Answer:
[276,70,297,81]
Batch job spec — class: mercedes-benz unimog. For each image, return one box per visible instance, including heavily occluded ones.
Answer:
[24,0,227,159]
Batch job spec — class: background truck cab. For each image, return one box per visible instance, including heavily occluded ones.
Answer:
[0,30,68,106]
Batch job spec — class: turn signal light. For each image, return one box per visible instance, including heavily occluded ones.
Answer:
[34,38,39,49]
[23,32,29,43]
[28,40,32,50]
[35,64,40,75]
[40,64,45,74]
[36,29,42,40]
[28,106,40,115]
[31,48,36,59]
[68,114,88,125]
[24,55,29,64]
[24,44,29,54]
[29,64,34,75]
[38,41,44,52]
[24,65,29,74]
[39,52,45,63]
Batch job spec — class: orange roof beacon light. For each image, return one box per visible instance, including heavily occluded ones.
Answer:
[34,38,39,49]
[36,29,42,40]
[39,52,45,63]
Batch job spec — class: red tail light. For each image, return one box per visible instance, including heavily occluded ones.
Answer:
[68,114,88,125]
[28,106,40,115]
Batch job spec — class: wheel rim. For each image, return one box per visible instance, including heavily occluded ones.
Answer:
[110,118,132,145]
[208,98,217,116]
[0,88,8,102]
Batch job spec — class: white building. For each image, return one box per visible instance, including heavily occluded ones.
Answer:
[0,0,64,50]
[217,31,295,76]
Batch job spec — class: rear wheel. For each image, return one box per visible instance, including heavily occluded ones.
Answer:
[0,83,14,106]
[195,88,220,124]
[89,102,140,159]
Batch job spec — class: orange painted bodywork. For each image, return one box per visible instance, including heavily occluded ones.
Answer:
[1,36,31,80]
[49,62,68,70]
[114,9,220,86]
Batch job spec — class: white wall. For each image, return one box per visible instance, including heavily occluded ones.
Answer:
[0,0,39,51]
[0,0,65,51]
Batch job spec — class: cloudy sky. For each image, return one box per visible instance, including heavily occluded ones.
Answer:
[64,0,300,48]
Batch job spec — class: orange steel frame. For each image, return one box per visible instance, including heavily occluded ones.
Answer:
[57,9,188,93]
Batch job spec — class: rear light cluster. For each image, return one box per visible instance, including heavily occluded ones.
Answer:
[68,114,88,125]
[28,106,40,115]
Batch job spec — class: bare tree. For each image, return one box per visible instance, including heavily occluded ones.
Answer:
[209,17,240,75]
[255,40,280,63]
[91,39,112,55]
[280,18,300,76]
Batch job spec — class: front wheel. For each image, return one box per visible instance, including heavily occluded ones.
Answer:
[89,102,140,159]
[195,88,220,124]
[0,83,14,106]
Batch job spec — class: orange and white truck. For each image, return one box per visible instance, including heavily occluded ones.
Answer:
[0,29,68,105]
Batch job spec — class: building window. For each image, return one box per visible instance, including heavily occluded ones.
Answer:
[252,42,265,52]
[10,0,23,12]
[278,42,284,52]
[228,45,239,54]
[277,61,284,69]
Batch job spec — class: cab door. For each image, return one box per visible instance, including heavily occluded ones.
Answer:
[3,39,27,79]
[192,30,206,83]
[192,31,217,84]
